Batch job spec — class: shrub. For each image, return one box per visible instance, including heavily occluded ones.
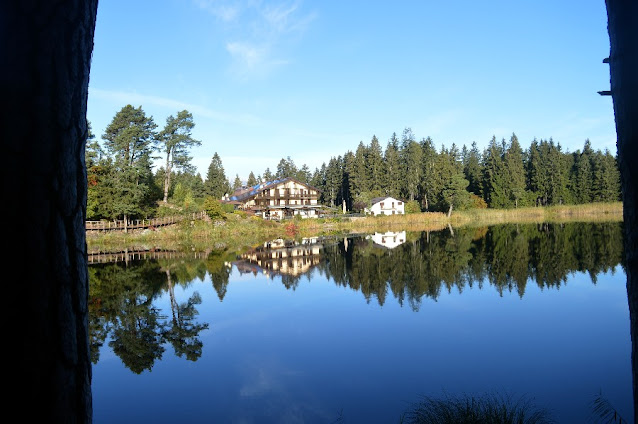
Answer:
[203,197,226,220]
[468,194,488,209]
[221,202,236,213]
[405,200,421,214]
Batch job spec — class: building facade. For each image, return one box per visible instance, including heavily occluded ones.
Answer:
[364,196,405,216]
[225,177,322,219]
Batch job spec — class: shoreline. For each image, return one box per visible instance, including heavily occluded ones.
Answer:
[86,202,623,253]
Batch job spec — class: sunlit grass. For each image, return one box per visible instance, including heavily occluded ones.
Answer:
[86,202,623,252]
[451,202,622,227]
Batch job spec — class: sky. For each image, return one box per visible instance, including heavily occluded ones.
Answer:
[87,0,615,182]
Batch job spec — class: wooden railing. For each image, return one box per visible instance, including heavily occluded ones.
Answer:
[87,248,208,264]
[86,211,206,232]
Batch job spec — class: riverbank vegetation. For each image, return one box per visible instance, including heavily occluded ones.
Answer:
[86,201,623,253]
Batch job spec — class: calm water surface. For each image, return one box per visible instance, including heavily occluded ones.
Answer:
[89,223,632,423]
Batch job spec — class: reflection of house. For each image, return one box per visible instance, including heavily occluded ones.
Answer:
[233,237,324,278]
[224,177,321,219]
[365,196,405,216]
[367,231,407,249]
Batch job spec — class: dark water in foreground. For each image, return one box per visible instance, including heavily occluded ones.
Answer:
[89,222,632,423]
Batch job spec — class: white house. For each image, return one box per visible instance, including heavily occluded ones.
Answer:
[367,231,407,249]
[365,196,405,216]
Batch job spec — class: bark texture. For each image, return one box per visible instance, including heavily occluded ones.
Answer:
[1,1,98,422]
[604,1,638,421]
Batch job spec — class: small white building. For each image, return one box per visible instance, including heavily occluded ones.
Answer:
[365,196,405,216]
[367,231,407,249]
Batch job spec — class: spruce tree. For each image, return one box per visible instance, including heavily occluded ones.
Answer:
[462,141,483,196]
[505,133,526,208]
[247,171,258,186]
[383,135,402,198]
[367,135,385,192]
[205,152,230,198]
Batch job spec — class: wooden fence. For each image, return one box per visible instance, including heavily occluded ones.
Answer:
[86,211,206,232]
[87,248,208,264]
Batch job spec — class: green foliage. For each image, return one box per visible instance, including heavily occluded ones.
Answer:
[203,197,226,220]
[158,110,201,202]
[404,200,421,214]
[221,203,236,213]
[205,152,230,199]
[467,193,488,209]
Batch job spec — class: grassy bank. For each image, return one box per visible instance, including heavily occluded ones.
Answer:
[451,201,623,227]
[86,202,623,252]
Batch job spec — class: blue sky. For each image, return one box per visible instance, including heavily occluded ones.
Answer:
[87,0,615,182]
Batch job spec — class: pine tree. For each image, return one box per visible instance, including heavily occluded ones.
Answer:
[504,133,526,208]
[276,156,297,179]
[247,171,258,187]
[102,104,158,220]
[573,141,594,203]
[527,139,549,206]
[232,174,242,190]
[462,141,482,196]
[383,135,402,198]
[420,137,438,210]
[205,152,229,198]
[263,167,274,181]
[482,136,508,208]
[367,135,385,192]
[352,141,370,196]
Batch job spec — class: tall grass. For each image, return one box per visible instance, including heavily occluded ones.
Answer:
[451,202,622,227]
[402,393,556,424]
[86,202,623,251]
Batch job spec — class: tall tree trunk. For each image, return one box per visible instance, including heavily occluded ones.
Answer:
[2,1,98,422]
[164,151,171,203]
[604,0,638,421]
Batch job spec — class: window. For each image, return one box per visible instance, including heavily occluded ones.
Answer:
[380,202,384,208]
[398,201,402,205]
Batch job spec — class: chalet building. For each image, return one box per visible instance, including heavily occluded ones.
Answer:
[233,237,323,278]
[364,196,405,216]
[224,177,321,219]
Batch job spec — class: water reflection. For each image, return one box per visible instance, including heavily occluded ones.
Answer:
[89,222,624,374]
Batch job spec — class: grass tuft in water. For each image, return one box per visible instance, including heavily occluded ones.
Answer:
[402,392,556,424]
[590,392,627,423]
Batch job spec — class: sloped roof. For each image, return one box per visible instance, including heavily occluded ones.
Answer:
[228,177,321,202]
[369,196,404,205]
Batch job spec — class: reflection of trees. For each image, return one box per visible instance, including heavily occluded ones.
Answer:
[89,255,212,373]
[88,224,624,370]
[164,292,208,361]
[109,298,165,374]
[317,222,624,310]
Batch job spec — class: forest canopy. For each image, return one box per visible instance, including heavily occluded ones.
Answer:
[86,107,620,221]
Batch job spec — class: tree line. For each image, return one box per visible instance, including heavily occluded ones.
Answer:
[305,129,621,214]
[87,105,621,221]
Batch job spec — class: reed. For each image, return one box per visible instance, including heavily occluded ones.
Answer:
[402,392,556,424]
[86,202,623,251]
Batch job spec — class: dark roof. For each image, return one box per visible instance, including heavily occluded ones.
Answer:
[229,177,321,202]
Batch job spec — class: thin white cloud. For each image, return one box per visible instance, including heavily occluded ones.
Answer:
[89,87,264,126]
[196,0,316,78]
[193,0,240,22]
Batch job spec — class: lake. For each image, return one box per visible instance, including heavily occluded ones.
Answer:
[89,222,632,423]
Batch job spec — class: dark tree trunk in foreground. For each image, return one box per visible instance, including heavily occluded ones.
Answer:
[1,1,98,422]
[604,1,638,421]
